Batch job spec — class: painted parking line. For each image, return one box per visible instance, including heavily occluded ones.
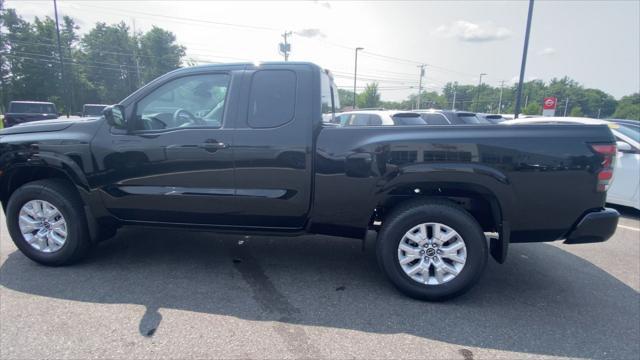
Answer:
[618,224,640,232]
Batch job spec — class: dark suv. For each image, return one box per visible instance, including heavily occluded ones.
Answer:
[4,101,58,128]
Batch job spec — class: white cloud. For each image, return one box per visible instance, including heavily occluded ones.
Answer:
[538,47,557,56]
[313,1,331,10]
[295,28,326,38]
[434,20,511,42]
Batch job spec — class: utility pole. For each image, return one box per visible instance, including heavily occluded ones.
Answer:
[524,94,529,108]
[451,83,457,110]
[280,31,292,61]
[475,73,487,112]
[416,64,426,109]
[132,18,142,87]
[498,80,505,114]
[53,0,70,117]
[563,98,569,117]
[353,47,364,109]
[514,0,535,119]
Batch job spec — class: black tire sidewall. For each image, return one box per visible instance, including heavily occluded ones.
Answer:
[378,203,487,301]
[6,182,86,265]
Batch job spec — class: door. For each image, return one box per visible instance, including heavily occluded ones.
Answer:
[232,66,316,228]
[608,136,640,208]
[94,72,239,225]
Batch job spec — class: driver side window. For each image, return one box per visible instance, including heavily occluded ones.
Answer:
[134,73,230,131]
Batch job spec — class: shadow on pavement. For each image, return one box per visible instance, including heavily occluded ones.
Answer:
[1,227,638,358]
[609,204,640,220]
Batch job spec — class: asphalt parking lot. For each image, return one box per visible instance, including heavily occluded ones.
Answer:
[1,207,638,359]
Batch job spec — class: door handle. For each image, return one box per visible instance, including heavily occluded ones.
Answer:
[199,142,227,150]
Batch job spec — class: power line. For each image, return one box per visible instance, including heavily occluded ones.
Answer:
[4,50,142,69]
[68,2,280,32]
[2,54,139,73]
[7,39,148,59]
[66,2,476,79]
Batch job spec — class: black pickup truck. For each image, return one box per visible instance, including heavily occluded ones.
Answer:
[0,62,620,300]
[3,101,59,128]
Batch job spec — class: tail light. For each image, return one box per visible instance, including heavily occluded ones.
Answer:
[591,144,617,192]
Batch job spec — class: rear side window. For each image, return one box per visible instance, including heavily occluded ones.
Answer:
[420,113,450,125]
[392,115,426,125]
[456,113,485,124]
[350,114,371,126]
[248,70,296,128]
[10,102,56,114]
[369,115,382,125]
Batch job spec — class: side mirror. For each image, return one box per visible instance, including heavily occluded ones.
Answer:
[616,141,634,153]
[103,105,126,129]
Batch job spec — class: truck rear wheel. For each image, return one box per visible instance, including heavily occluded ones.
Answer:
[377,200,487,301]
[6,179,91,266]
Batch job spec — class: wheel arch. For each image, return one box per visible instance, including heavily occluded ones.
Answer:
[372,179,513,235]
[0,165,87,210]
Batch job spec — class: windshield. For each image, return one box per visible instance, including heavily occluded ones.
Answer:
[616,124,640,142]
[10,102,56,114]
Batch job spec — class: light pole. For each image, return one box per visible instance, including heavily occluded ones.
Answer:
[514,0,535,118]
[353,47,364,109]
[451,82,457,110]
[475,73,487,112]
[416,64,426,109]
[498,80,505,114]
[53,0,70,117]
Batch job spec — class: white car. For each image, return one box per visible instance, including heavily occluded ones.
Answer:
[336,110,426,126]
[502,117,640,210]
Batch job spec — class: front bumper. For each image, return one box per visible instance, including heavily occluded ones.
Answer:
[564,208,619,244]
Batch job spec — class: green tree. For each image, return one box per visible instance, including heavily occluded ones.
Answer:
[570,105,584,117]
[613,93,640,120]
[337,88,354,110]
[523,102,541,115]
[138,26,185,83]
[80,22,140,103]
[357,82,380,108]
[0,0,8,113]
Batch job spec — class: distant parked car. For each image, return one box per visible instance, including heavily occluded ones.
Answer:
[339,110,426,126]
[414,109,492,125]
[503,116,640,210]
[477,113,507,124]
[82,104,108,117]
[3,101,58,127]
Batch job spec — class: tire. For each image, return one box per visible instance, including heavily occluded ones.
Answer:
[6,179,91,266]
[377,200,488,301]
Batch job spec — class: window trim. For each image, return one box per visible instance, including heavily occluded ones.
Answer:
[131,72,231,134]
[247,69,298,129]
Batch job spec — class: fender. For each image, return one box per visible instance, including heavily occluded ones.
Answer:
[375,162,516,219]
[0,148,107,243]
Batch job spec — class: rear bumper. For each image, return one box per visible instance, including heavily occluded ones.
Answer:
[564,208,619,244]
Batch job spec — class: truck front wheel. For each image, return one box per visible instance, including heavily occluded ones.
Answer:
[6,179,91,266]
[377,201,488,301]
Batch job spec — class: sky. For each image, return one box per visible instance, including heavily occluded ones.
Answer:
[6,0,640,101]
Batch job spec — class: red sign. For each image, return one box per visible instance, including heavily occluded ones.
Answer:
[543,97,557,110]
